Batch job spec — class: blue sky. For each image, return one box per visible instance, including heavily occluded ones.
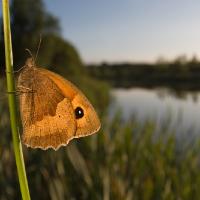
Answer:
[1,1,200,63]
[43,0,200,63]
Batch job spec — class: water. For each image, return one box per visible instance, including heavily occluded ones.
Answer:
[111,88,200,137]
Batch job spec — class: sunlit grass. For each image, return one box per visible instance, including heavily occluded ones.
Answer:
[1,91,200,199]
[2,0,30,199]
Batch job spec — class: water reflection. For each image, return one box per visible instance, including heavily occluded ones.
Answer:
[110,88,200,138]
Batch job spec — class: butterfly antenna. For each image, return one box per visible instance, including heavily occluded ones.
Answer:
[35,34,42,62]
[25,48,34,59]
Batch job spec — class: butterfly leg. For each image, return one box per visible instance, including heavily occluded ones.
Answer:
[17,86,36,95]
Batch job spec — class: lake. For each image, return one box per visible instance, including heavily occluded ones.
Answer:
[110,88,200,138]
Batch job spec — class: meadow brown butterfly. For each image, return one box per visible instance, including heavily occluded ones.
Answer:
[17,58,101,150]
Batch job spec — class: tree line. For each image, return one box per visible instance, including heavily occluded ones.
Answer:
[87,56,200,91]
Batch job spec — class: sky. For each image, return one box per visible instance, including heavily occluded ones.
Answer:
[1,1,200,64]
[43,0,200,64]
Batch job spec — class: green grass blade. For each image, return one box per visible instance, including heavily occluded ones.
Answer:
[2,0,31,199]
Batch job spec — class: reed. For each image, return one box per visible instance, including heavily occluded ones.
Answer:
[2,0,31,199]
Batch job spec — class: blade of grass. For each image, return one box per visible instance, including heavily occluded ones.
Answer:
[2,0,31,199]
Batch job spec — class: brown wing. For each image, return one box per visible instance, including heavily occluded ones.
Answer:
[18,66,76,150]
[38,68,101,138]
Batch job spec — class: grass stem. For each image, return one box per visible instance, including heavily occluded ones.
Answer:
[2,0,31,199]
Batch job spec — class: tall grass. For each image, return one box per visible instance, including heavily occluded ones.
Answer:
[1,93,200,199]
[2,0,30,199]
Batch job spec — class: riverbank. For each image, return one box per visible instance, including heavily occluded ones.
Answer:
[87,60,200,91]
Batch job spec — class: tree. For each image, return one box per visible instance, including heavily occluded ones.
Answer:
[0,0,84,76]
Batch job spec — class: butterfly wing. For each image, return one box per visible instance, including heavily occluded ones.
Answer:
[18,65,100,150]
[38,68,101,138]
[18,67,76,150]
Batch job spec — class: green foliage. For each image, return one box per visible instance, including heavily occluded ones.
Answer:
[1,92,200,199]
[37,34,84,78]
[0,0,81,76]
[2,0,30,198]
[5,0,59,68]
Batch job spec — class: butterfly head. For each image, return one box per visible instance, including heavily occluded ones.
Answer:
[25,57,35,68]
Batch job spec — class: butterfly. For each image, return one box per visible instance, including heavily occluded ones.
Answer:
[17,58,101,150]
